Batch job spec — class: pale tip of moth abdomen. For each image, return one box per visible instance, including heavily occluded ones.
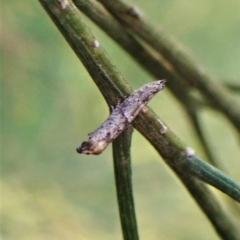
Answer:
[153,79,167,92]
[158,79,167,87]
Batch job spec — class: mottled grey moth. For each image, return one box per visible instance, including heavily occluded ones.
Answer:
[76,80,166,155]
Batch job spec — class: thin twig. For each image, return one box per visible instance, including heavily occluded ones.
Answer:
[72,0,194,107]
[187,106,219,166]
[72,0,220,166]
[224,82,240,93]
[97,0,240,132]
[176,176,240,240]
[39,0,240,238]
[112,126,139,240]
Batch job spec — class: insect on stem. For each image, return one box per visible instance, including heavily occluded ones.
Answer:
[76,79,166,155]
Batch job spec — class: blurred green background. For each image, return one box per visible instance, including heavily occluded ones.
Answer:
[2,0,240,239]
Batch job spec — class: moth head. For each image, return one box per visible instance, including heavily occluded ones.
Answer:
[76,140,108,155]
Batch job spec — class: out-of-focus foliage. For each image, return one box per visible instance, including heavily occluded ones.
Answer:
[1,1,240,239]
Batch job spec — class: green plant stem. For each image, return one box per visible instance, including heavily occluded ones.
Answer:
[177,176,240,240]
[133,112,240,202]
[39,0,240,238]
[72,0,194,108]
[187,107,218,166]
[97,0,240,133]
[224,82,240,93]
[72,0,218,166]
[39,0,240,201]
[183,155,240,202]
[40,0,133,107]
[112,126,139,240]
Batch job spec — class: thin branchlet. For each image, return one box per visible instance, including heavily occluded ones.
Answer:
[77,80,166,155]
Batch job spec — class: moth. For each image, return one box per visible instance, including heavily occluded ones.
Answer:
[76,79,166,155]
